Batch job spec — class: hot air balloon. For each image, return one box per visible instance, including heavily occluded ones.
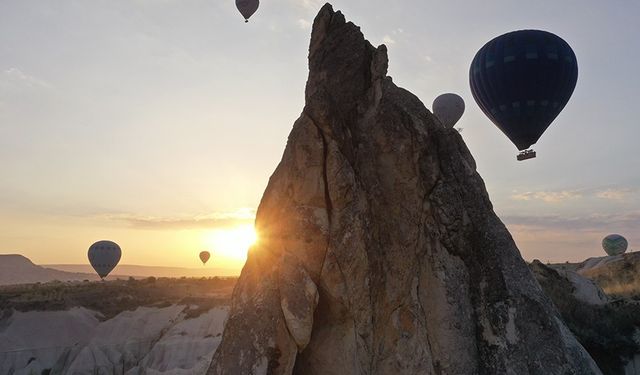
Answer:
[199,251,211,265]
[236,0,259,23]
[88,240,122,279]
[433,93,465,129]
[602,234,628,256]
[469,30,578,161]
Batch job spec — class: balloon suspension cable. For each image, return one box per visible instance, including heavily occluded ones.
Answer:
[517,149,537,161]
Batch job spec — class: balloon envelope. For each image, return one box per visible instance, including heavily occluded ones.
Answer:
[199,251,211,265]
[602,234,628,256]
[236,0,259,21]
[433,93,465,128]
[88,240,122,279]
[469,30,578,150]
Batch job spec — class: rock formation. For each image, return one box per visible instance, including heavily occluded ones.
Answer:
[531,260,640,375]
[575,252,640,297]
[209,4,601,374]
[0,305,228,375]
[531,260,609,306]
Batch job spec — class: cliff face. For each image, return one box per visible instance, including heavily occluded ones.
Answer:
[209,4,601,375]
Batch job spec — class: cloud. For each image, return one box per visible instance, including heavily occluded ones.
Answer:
[595,188,636,200]
[510,190,582,203]
[511,187,638,203]
[502,212,640,262]
[297,18,312,29]
[104,208,256,230]
[300,0,323,11]
[379,29,406,47]
[0,68,51,89]
[503,212,640,233]
[286,0,323,12]
[382,35,396,45]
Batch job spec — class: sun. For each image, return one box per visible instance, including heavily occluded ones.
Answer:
[204,224,258,261]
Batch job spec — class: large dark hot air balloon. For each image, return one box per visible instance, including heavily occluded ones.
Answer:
[88,240,122,279]
[469,30,578,161]
[236,0,259,23]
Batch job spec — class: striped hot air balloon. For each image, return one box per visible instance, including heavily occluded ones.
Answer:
[199,251,211,265]
[602,234,628,256]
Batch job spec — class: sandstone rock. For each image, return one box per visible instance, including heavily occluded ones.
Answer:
[279,256,319,351]
[531,260,640,375]
[209,4,602,374]
[0,305,229,375]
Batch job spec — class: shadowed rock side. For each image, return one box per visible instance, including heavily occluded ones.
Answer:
[209,4,601,375]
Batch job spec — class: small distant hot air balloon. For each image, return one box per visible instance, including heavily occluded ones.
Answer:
[432,93,465,129]
[236,0,259,23]
[88,240,122,279]
[199,251,211,265]
[469,30,578,161]
[602,234,628,256]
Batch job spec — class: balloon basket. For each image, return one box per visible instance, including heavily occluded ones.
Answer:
[517,149,536,161]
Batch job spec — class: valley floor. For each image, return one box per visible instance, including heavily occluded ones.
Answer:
[0,278,235,375]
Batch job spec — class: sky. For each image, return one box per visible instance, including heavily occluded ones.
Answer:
[1,0,638,271]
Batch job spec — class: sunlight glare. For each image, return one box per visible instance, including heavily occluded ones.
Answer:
[205,224,258,261]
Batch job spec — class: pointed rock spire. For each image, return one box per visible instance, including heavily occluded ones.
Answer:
[208,4,601,375]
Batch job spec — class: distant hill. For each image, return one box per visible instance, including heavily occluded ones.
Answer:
[0,254,99,285]
[574,251,640,297]
[0,254,239,286]
[45,263,239,278]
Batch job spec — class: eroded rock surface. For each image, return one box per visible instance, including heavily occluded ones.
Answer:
[0,305,228,375]
[209,4,601,375]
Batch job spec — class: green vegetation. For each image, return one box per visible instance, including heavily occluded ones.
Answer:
[0,277,237,320]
